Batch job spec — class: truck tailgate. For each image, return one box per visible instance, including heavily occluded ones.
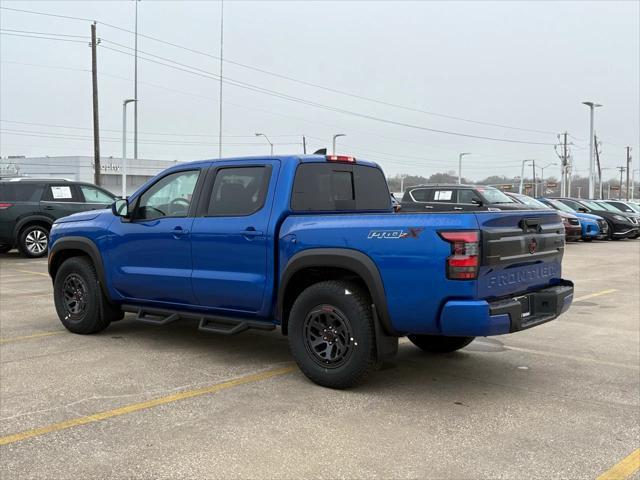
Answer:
[476,210,565,300]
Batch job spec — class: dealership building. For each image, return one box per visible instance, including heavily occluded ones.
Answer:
[0,156,182,195]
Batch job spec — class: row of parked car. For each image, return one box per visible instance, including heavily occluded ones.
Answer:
[396,183,640,241]
[1,177,638,260]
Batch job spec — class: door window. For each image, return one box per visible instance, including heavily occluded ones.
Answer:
[80,185,115,203]
[458,189,482,204]
[43,184,80,202]
[207,166,271,216]
[136,170,199,220]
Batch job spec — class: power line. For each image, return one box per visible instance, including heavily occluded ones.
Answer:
[0,5,559,136]
[0,31,88,44]
[0,120,301,139]
[98,41,556,146]
[0,28,88,38]
[1,59,554,159]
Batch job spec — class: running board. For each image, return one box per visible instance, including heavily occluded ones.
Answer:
[122,305,276,335]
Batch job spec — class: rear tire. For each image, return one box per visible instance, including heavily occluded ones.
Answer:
[407,335,475,353]
[0,244,12,254]
[18,224,49,258]
[54,256,122,334]
[288,280,376,389]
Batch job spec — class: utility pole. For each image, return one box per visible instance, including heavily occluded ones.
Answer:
[626,147,632,201]
[134,0,139,160]
[532,160,536,197]
[91,22,101,186]
[218,0,224,159]
[617,166,626,200]
[594,134,602,199]
[302,136,307,154]
[555,133,572,197]
[577,186,582,198]
[458,152,470,185]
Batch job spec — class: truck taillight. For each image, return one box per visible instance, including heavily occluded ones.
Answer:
[439,231,480,280]
[326,155,355,163]
[0,203,13,210]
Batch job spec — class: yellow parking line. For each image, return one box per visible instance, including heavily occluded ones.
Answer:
[596,448,640,480]
[574,289,618,302]
[0,365,296,446]
[0,331,65,344]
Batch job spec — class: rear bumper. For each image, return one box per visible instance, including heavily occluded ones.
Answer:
[564,225,581,241]
[439,280,574,336]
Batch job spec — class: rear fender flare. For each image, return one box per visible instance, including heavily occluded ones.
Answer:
[277,248,398,336]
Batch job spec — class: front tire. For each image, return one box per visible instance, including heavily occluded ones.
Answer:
[18,224,49,258]
[54,256,122,334]
[288,280,376,389]
[408,334,475,353]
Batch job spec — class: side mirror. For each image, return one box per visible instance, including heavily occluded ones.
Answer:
[112,198,130,218]
[471,199,484,207]
[577,207,588,213]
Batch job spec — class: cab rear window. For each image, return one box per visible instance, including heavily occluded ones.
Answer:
[291,163,390,211]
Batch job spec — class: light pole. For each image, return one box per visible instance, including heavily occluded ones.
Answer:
[582,101,602,199]
[458,152,470,184]
[632,169,640,201]
[332,134,345,155]
[519,159,535,194]
[122,99,136,198]
[399,173,408,193]
[536,162,557,196]
[255,133,273,155]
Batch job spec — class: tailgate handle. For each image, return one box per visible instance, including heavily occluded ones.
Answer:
[520,217,541,231]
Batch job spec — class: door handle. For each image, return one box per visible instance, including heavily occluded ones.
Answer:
[241,228,263,238]
[172,226,189,238]
[453,207,463,211]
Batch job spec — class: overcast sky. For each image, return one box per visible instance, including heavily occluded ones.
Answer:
[1,0,638,180]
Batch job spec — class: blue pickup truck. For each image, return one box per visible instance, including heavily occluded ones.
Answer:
[48,155,574,388]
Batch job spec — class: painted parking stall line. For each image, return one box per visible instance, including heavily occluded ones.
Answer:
[596,448,640,480]
[573,289,618,302]
[0,365,296,446]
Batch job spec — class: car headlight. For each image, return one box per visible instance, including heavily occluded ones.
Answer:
[612,214,627,222]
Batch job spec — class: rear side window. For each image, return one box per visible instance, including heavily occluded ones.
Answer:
[0,183,43,202]
[432,189,455,202]
[291,163,389,211]
[42,184,81,202]
[207,166,271,216]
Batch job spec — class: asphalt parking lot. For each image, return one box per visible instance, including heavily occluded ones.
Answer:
[1,241,639,479]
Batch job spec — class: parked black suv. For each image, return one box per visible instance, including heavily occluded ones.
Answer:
[400,184,527,212]
[553,198,639,240]
[0,179,116,257]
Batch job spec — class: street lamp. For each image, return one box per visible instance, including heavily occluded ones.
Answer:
[632,169,640,202]
[582,101,602,199]
[122,98,136,198]
[255,133,273,155]
[536,162,557,196]
[519,159,535,194]
[332,134,345,155]
[458,153,471,184]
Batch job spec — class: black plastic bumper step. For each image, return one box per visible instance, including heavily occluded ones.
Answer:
[122,305,275,335]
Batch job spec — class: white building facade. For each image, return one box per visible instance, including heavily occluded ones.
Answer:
[0,156,182,195]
